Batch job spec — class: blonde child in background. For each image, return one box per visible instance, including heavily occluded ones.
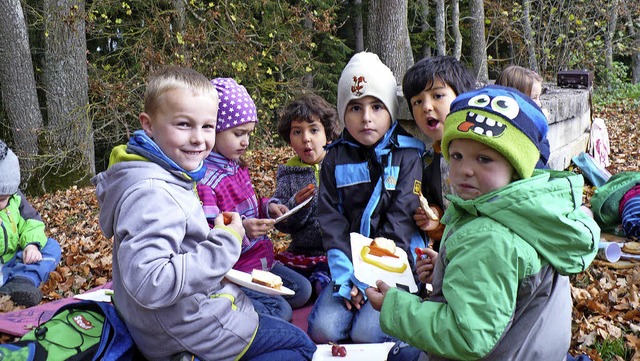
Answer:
[401,56,476,283]
[495,64,550,168]
[92,66,315,361]
[495,64,544,107]
[306,52,425,344]
[197,78,311,319]
[0,140,61,308]
[271,93,342,301]
[366,85,598,361]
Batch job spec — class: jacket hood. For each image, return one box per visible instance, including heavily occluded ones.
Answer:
[91,145,194,239]
[444,170,598,274]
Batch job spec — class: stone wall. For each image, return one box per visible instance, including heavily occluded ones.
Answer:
[396,84,592,171]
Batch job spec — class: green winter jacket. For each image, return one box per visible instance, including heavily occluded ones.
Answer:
[379,170,599,361]
[0,192,48,263]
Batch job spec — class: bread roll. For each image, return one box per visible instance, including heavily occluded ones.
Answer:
[369,237,398,258]
[251,269,283,290]
[419,194,439,221]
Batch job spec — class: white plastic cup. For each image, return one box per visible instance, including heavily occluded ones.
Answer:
[597,241,622,262]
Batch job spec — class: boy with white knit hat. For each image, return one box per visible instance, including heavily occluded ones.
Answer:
[366,85,599,361]
[0,140,61,307]
[307,52,426,344]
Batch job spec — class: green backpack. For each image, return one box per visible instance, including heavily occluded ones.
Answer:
[0,301,136,361]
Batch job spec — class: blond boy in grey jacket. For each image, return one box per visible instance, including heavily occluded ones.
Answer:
[92,66,315,361]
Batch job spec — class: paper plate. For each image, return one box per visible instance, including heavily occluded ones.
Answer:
[225,269,295,296]
[274,196,313,224]
[350,233,418,293]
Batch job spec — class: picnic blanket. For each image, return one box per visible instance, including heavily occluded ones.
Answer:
[0,282,113,337]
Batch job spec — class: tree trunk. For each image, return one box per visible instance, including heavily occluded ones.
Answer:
[419,0,431,59]
[522,0,538,73]
[352,0,365,53]
[171,0,189,61]
[451,0,462,60]
[172,0,185,32]
[469,0,488,83]
[435,0,446,56]
[0,0,43,188]
[41,0,94,192]
[366,0,413,84]
[605,0,620,87]
[623,1,640,83]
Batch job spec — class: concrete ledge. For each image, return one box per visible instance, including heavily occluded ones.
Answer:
[548,132,590,171]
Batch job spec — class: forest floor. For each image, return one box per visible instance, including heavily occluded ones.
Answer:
[0,102,639,360]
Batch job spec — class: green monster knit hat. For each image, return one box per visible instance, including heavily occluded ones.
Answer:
[442,85,548,179]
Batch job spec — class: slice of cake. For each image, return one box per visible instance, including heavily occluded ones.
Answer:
[251,269,283,290]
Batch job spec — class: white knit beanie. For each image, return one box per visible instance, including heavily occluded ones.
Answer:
[337,52,399,125]
[0,141,20,195]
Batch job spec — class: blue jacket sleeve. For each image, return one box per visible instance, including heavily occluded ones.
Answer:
[327,248,355,299]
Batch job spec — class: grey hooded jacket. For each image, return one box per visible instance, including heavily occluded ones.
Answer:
[92,147,258,361]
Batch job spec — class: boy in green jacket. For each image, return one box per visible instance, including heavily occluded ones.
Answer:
[0,140,61,307]
[366,85,598,361]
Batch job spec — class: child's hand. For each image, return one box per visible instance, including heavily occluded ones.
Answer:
[215,212,246,240]
[268,203,288,219]
[415,247,438,284]
[365,280,391,311]
[343,285,365,311]
[414,207,441,232]
[22,244,42,264]
[243,218,276,240]
[295,184,315,205]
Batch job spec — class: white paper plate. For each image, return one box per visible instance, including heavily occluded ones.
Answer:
[225,269,295,296]
[620,252,640,260]
[312,342,395,361]
[350,233,418,293]
[74,289,114,302]
[274,196,313,224]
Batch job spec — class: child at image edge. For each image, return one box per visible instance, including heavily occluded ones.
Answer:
[197,78,311,320]
[366,85,599,361]
[271,93,342,299]
[0,140,61,308]
[307,52,425,344]
[92,66,315,361]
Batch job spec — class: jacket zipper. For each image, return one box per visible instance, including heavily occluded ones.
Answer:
[0,221,7,261]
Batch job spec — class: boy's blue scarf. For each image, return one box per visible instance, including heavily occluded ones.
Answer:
[126,130,207,181]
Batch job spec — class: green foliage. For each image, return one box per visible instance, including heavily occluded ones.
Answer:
[595,61,629,88]
[407,0,435,59]
[85,0,347,172]
[593,82,640,109]
[592,337,634,361]
[481,0,633,84]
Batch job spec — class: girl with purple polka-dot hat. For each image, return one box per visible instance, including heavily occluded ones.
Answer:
[197,78,313,320]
